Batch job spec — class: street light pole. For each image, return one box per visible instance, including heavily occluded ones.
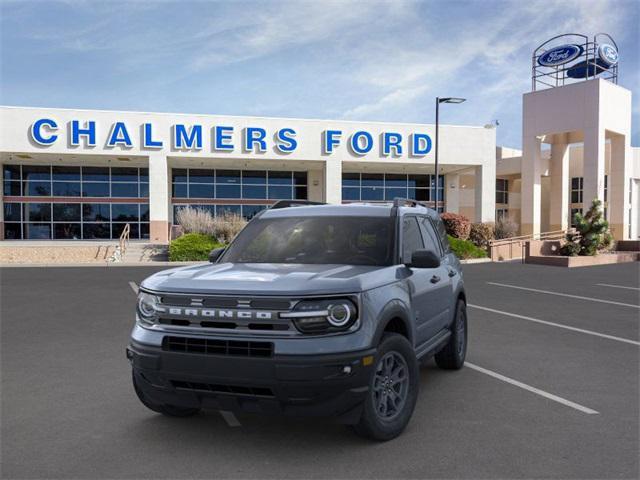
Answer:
[434,96,466,213]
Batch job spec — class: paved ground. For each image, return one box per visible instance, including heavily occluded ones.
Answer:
[1,262,638,479]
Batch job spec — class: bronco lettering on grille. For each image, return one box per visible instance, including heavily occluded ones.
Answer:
[157,307,273,320]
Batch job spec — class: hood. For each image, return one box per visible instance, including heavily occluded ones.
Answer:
[141,262,398,296]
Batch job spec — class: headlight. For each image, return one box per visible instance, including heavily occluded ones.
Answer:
[281,298,358,334]
[137,291,160,325]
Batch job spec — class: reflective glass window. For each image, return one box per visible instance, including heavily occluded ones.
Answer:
[4,181,21,196]
[4,203,21,221]
[52,182,81,197]
[3,165,21,181]
[342,173,360,187]
[111,183,139,198]
[83,203,110,221]
[188,184,215,198]
[189,169,215,183]
[242,185,266,199]
[54,223,81,239]
[83,223,111,239]
[52,166,80,181]
[112,204,139,221]
[216,170,241,184]
[242,170,267,184]
[342,187,360,201]
[24,223,51,239]
[111,167,138,182]
[53,203,81,221]
[25,203,51,222]
[268,171,292,185]
[82,167,110,181]
[268,186,292,199]
[4,222,22,239]
[22,165,50,181]
[25,181,51,196]
[82,182,110,197]
[216,184,241,198]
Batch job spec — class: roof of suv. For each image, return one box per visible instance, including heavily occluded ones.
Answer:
[260,202,440,219]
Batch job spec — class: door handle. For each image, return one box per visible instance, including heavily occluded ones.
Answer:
[430,275,441,284]
[448,269,457,277]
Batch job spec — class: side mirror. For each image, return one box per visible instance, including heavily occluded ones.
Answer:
[407,249,440,269]
[208,247,226,263]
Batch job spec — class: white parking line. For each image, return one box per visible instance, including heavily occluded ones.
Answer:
[129,281,139,294]
[469,304,640,346]
[596,283,640,291]
[487,282,640,309]
[219,410,242,427]
[465,362,599,415]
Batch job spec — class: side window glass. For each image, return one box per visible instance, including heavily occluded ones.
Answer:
[434,217,451,254]
[402,216,424,263]
[419,217,442,256]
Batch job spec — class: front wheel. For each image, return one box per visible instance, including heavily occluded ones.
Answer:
[352,333,419,441]
[435,299,467,370]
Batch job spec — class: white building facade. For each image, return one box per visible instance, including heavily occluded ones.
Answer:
[0,106,496,243]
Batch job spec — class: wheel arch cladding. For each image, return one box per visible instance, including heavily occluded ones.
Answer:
[373,300,413,346]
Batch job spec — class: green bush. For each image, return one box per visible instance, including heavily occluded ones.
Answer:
[169,233,224,261]
[469,222,495,249]
[560,199,613,256]
[448,235,488,260]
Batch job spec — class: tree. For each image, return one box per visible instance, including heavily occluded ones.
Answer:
[560,199,613,256]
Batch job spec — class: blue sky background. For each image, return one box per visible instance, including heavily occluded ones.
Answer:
[1,0,638,148]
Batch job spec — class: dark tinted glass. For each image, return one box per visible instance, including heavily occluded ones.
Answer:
[83,223,111,239]
[223,216,395,266]
[216,184,240,198]
[434,218,451,253]
[111,167,138,181]
[361,174,383,187]
[293,171,307,185]
[189,183,215,198]
[24,203,51,221]
[242,185,266,199]
[22,165,50,181]
[82,167,109,181]
[24,223,51,239]
[52,166,80,181]
[217,205,241,216]
[4,222,22,239]
[4,203,21,221]
[25,181,51,196]
[139,183,149,197]
[419,217,441,255]
[83,203,110,221]
[189,169,215,183]
[82,182,109,197]
[140,204,150,221]
[216,170,240,184]
[268,171,292,185]
[242,205,266,219]
[242,170,267,184]
[385,174,407,187]
[139,168,149,182]
[361,187,384,201]
[140,222,150,239]
[4,181,21,196]
[113,222,139,239]
[172,169,188,182]
[52,182,81,196]
[172,183,187,198]
[294,186,307,199]
[408,175,428,188]
[53,203,81,221]
[402,216,423,263]
[342,187,359,201]
[409,188,428,201]
[112,204,139,221]
[571,177,581,189]
[571,191,580,203]
[111,183,139,197]
[3,165,21,181]
[342,173,360,186]
[268,185,292,199]
[54,223,81,239]
[385,188,406,200]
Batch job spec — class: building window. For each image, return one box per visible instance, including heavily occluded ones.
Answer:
[570,208,582,228]
[604,175,608,203]
[341,173,444,205]
[496,179,508,204]
[170,168,307,223]
[2,164,149,240]
[496,208,508,221]
[570,177,583,203]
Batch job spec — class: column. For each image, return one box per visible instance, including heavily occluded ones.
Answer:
[549,136,570,231]
[582,126,606,212]
[609,134,631,240]
[148,153,170,244]
[474,163,495,223]
[324,160,342,204]
[521,135,542,236]
[445,173,460,214]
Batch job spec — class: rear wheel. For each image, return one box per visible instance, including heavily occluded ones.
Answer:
[435,299,467,370]
[132,371,200,417]
[352,333,419,441]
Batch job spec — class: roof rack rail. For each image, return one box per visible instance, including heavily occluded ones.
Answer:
[392,198,430,209]
[269,200,326,210]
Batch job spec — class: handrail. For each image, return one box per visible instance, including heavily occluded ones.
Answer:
[119,223,131,257]
[490,228,572,247]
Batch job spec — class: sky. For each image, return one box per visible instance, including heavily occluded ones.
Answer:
[1,0,638,148]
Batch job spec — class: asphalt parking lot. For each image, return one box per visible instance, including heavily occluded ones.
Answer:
[1,261,638,479]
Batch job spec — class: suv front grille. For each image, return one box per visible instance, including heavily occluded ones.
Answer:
[171,380,274,397]
[162,336,273,357]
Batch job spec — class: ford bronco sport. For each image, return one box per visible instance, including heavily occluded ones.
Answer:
[128,199,467,440]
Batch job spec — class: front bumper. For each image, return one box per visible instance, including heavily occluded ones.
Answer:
[128,339,376,423]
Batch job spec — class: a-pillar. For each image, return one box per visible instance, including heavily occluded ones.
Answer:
[148,153,170,244]
[521,135,543,236]
[582,126,606,212]
[474,163,495,223]
[324,160,342,204]
[609,133,631,240]
[549,135,570,231]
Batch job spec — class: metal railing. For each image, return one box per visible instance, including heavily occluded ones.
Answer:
[119,223,131,257]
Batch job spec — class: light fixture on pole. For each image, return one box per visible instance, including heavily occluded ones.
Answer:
[435,97,466,213]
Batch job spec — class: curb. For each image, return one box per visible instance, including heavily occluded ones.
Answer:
[459,258,492,264]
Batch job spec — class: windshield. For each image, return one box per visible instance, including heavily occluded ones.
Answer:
[222,216,395,266]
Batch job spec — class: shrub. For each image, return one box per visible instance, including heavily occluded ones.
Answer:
[176,207,247,243]
[448,235,488,260]
[469,222,495,249]
[494,217,519,239]
[440,213,471,240]
[169,233,224,262]
[560,199,613,256]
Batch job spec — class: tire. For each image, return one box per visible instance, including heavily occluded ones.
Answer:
[435,299,467,370]
[352,333,419,441]
[132,371,200,418]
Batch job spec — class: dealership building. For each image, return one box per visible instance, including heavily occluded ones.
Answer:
[0,34,638,245]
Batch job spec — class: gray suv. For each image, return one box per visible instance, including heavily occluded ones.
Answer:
[128,199,467,440]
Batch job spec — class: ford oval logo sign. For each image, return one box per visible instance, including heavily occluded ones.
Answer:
[598,44,618,67]
[538,44,583,67]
